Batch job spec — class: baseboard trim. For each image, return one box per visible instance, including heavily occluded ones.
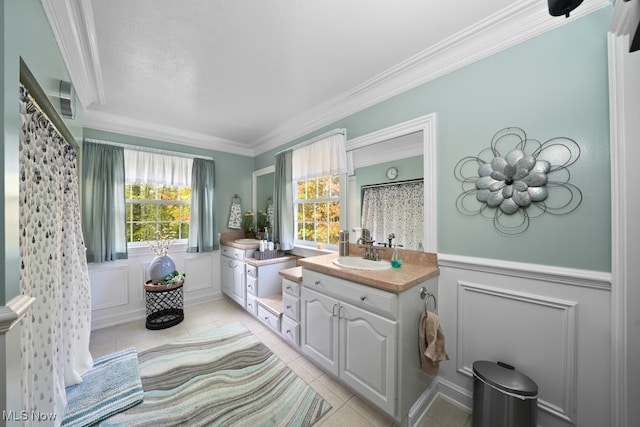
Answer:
[91,293,224,330]
[408,377,472,427]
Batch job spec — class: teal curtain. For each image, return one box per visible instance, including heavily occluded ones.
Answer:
[273,151,294,250]
[188,158,218,252]
[81,141,127,262]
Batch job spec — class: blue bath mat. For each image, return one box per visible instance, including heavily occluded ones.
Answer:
[62,347,143,427]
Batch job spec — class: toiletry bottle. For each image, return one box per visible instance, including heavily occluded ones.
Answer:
[264,227,269,242]
[391,245,402,268]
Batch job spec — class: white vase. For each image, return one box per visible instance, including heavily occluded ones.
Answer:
[149,255,176,283]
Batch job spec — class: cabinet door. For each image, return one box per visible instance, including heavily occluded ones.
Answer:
[231,260,245,307]
[339,301,397,416]
[301,287,339,376]
[221,257,234,298]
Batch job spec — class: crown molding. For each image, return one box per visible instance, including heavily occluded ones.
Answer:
[252,0,611,155]
[84,110,254,156]
[41,0,105,108]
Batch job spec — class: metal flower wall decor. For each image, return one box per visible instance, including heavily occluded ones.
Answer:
[454,127,582,236]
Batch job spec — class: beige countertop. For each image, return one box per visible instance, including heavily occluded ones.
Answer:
[297,248,439,293]
[245,254,298,267]
[279,266,303,283]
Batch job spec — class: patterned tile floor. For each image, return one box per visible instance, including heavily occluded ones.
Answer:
[89,299,472,427]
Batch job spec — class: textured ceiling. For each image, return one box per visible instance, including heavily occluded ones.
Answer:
[73,0,603,154]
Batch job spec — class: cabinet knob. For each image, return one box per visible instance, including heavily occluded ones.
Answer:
[314,280,320,285]
[360,295,366,301]
[286,286,292,290]
[286,305,291,309]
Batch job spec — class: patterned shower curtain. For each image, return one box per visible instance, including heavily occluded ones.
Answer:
[361,180,424,250]
[19,85,93,426]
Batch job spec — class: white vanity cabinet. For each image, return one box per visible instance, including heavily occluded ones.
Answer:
[220,245,255,308]
[245,259,297,302]
[281,277,302,347]
[300,268,436,424]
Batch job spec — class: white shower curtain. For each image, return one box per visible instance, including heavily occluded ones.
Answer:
[19,86,93,426]
[361,180,424,250]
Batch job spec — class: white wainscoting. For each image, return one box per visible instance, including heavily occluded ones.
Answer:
[89,244,222,330]
[435,254,612,427]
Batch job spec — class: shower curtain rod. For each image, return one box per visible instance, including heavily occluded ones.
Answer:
[274,128,346,156]
[84,138,214,161]
[20,59,78,149]
[361,178,424,190]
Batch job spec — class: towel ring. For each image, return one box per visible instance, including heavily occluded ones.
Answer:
[232,194,241,203]
[419,287,437,314]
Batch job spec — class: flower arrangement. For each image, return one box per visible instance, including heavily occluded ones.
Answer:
[159,270,186,286]
[147,230,175,256]
[257,210,269,230]
[242,210,255,234]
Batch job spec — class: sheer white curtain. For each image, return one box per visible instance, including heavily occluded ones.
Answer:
[361,181,424,250]
[292,131,348,180]
[19,85,93,426]
[124,149,192,185]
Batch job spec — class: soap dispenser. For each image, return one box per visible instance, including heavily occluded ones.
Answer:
[391,244,402,269]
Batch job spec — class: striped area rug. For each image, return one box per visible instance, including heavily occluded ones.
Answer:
[102,323,331,426]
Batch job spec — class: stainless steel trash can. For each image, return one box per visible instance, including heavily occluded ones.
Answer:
[472,361,538,427]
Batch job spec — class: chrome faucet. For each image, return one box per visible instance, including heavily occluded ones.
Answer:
[356,228,380,260]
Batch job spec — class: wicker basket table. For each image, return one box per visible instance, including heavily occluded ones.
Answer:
[144,280,184,330]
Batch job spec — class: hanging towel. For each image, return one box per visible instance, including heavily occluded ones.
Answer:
[419,311,449,376]
[228,195,242,229]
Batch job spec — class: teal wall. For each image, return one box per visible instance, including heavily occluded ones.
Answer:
[2,0,84,304]
[255,9,612,272]
[83,128,255,234]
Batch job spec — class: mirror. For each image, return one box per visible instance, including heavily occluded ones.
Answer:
[252,165,275,234]
[345,114,437,252]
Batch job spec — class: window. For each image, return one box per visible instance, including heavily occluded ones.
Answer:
[294,174,341,246]
[125,183,191,243]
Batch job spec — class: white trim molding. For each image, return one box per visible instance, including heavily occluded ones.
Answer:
[438,253,611,291]
[0,294,36,334]
[608,1,640,426]
[40,0,105,107]
[346,114,437,253]
[83,110,254,156]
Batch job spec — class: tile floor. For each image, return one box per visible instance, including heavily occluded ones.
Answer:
[89,299,472,427]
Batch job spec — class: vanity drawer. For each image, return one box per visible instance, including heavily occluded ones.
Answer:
[221,245,248,260]
[283,293,300,321]
[303,269,398,319]
[246,293,258,316]
[281,316,299,347]
[282,278,300,297]
[246,263,258,279]
[246,276,257,296]
[258,305,281,333]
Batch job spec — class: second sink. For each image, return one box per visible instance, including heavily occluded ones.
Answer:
[332,257,391,271]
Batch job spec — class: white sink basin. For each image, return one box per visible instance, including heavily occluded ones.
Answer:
[234,238,260,244]
[332,257,391,271]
